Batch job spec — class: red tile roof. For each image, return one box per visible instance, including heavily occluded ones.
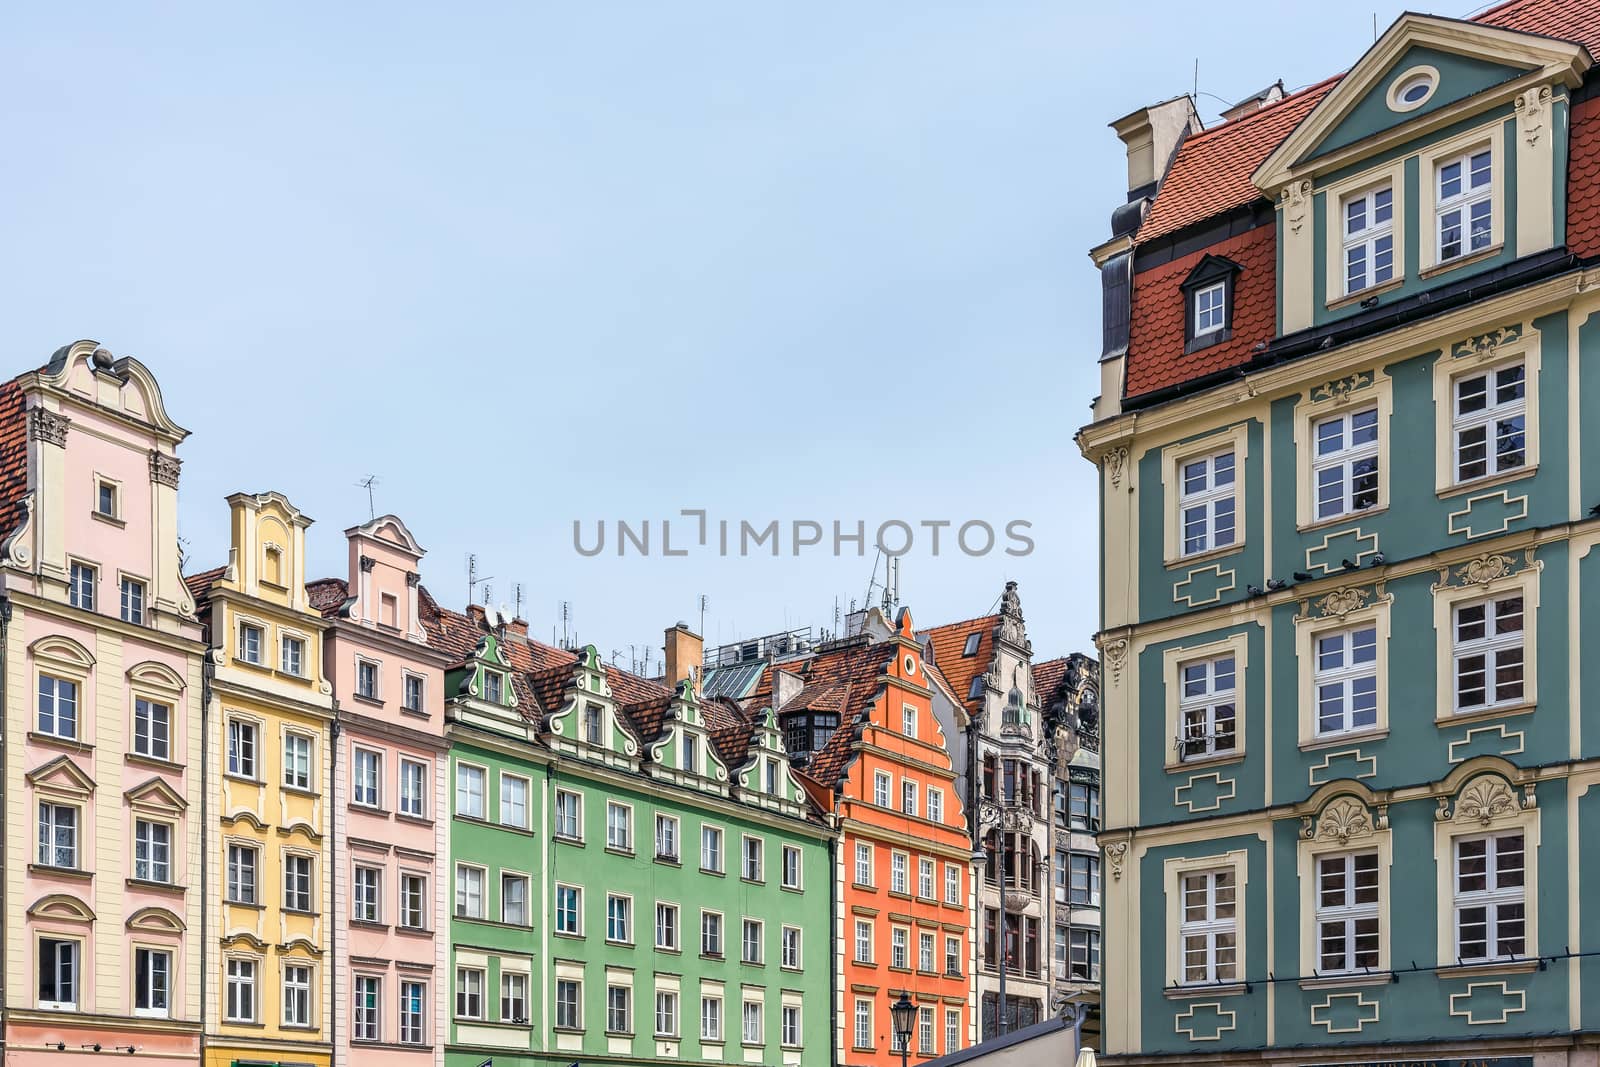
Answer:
[1479,0,1600,54]
[1031,656,1070,705]
[0,383,30,547]
[920,615,996,718]
[306,577,351,618]
[1126,221,1277,398]
[761,638,898,793]
[1569,94,1600,258]
[183,565,227,602]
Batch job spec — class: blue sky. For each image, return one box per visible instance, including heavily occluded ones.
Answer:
[2,1,1478,664]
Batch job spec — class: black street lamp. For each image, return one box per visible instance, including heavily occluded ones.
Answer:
[889,990,916,1067]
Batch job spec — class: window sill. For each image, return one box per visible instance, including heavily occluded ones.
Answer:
[554,834,585,847]
[781,883,803,893]
[283,908,320,918]
[553,931,586,941]
[1437,959,1539,980]
[126,751,184,773]
[1437,701,1536,727]
[654,854,682,867]
[1165,982,1247,1000]
[91,511,127,529]
[1299,972,1392,990]
[281,784,322,799]
[701,867,724,877]
[1421,243,1504,280]
[852,882,877,893]
[1300,728,1388,752]
[1437,464,1537,500]
[1165,751,1245,773]
[605,846,636,858]
[701,952,725,962]
[28,731,92,753]
[740,877,767,888]
[1325,276,1404,311]
[350,919,390,932]
[350,803,391,817]
[395,812,433,828]
[352,693,384,708]
[224,772,263,786]
[225,899,264,911]
[126,877,184,895]
[29,864,90,881]
[1164,543,1245,572]
[1296,503,1389,536]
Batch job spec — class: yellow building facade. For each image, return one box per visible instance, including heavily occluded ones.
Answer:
[190,492,334,1067]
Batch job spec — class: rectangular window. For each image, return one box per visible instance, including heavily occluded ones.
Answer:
[919,1005,935,1054]
[227,844,258,904]
[891,926,909,969]
[656,902,679,950]
[607,894,633,943]
[1342,185,1394,294]
[742,1000,763,1044]
[854,999,872,1050]
[919,930,935,972]
[227,719,256,778]
[782,1004,801,1047]
[555,790,582,840]
[133,698,171,760]
[742,918,763,964]
[1455,832,1525,962]
[97,480,118,517]
[555,979,581,1030]
[945,934,962,975]
[282,965,311,1027]
[134,947,171,1018]
[854,919,873,963]
[69,562,96,611]
[352,748,382,808]
[454,865,484,919]
[238,622,262,665]
[500,773,529,828]
[701,996,723,1041]
[403,673,425,712]
[1194,281,1226,335]
[927,787,944,824]
[891,852,908,894]
[902,703,917,737]
[1178,654,1237,760]
[701,910,723,956]
[781,845,801,889]
[357,659,379,700]
[225,958,256,1022]
[1313,407,1379,521]
[701,824,723,872]
[607,985,631,1033]
[283,966,310,1027]
[742,836,763,881]
[1179,868,1238,984]
[1315,625,1379,735]
[399,981,426,1044]
[120,576,145,624]
[656,814,679,861]
[1070,929,1102,980]
[683,735,699,774]
[280,635,304,676]
[606,802,632,851]
[1069,853,1101,906]
[455,968,484,1020]
[946,1009,962,1054]
[555,884,582,935]
[1453,362,1525,482]
[902,779,918,815]
[37,675,78,739]
[1178,450,1236,556]
[284,733,313,790]
[855,842,873,886]
[584,703,603,744]
[655,990,680,1037]
[37,802,76,868]
[873,771,891,807]
[353,975,380,1041]
[918,857,935,899]
[135,819,171,883]
[1437,148,1493,262]
[781,926,801,969]
[945,862,961,905]
[501,972,528,1024]
[284,854,314,912]
[455,764,485,818]
[501,873,529,925]
[1317,851,1380,972]
[398,759,427,818]
[39,937,79,1010]
[400,873,427,929]
[1454,595,1525,712]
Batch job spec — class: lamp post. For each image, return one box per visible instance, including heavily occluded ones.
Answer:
[889,990,916,1067]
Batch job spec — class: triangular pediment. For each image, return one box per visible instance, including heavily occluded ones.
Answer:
[27,754,95,796]
[1256,13,1589,190]
[125,775,187,813]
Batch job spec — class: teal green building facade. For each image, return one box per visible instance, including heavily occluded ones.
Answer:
[1081,5,1600,1066]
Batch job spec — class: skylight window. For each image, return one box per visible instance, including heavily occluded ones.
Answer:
[962,633,981,657]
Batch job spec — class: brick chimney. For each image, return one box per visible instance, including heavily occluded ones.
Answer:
[663,622,702,690]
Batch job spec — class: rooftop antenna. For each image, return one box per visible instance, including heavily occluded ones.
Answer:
[561,601,572,649]
[467,555,494,606]
[514,583,525,620]
[610,648,624,668]
[357,475,380,520]
[482,583,493,609]
[862,548,883,614]
[699,594,709,637]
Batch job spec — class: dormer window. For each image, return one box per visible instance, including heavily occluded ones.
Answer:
[482,671,504,704]
[962,633,981,657]
[583,703,603,745]
[1437,149,1493,262]
[1180,255,1242,353]
[1342,186,1394,294]
[782,712,838,757]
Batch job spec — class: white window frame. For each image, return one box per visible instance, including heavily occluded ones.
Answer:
[606,893,633,944]
[854,841,873,887]
[1311,406,1381,521]
[1312,623,1380,738]
[555,788,583,841]
[555,883,583,936]
[606,801,633,852]
[873,771,891,807]
[1450,591,1529,716]
[39,936,80,1011]
[133,697,171,761]
[283,852,315,912]
[701,909,723,956]
[283,731,314,791]
[1451,359,1528,486]
[1435,146,1495,264]
[501,871,530,926]
[780,925,801,969]
[499,772,529,829]
[1162,424,1248,564]
[353,974,381,1042]
[1193,280,1226,336]
[282,965,310,1029]
[901,702,917,737]
[1164,849,1248,988]
[781,844,802,889]
[133,946,172,1018]
[224,957,257,1022]
[455,763,486,820]
[351,747,383,809]
[854,918,873,964]
[120,574,146,624]
[1340,184,1395,296]
[134,818,172,883]
[355,657,380,701]
[1176,448,1237,559]
[398,758,427,818]
[700,993,723,1042]
[68,560,97,612]
[1418,125,1504,274]
[945,862,961,905]
[1314,850,1381,974]
[1452,830,1529,964]
[279,633,305,677]
[656,813,680,862]
[1175,651,1238,763]
[656,901,680,950]
[227,718,258,779]
[454,863,485,920]
[455,967,485,1020]
[741,918,763,964]
[700,823,723,872]
[741,835,763,882]
[853,998,872,1051]
[927,787,944,824]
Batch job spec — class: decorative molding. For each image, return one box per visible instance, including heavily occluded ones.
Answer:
[1445,491,1530,541]
[358,555,376,573]
[1308,747,1377,786]
[1439,774,1526,826]
[1447,723,1526,764]
[1174,564,1236,608]
[1447,980,1527,1025]
[1304,527,1380,576]
[1309,371,1374,405]
[148,450,181,489]
[1103,447,1129,490]
[1104,841,1128,881]
[1174,772,1236,814]
[1432,548,1540,592]
[1309,991,1380,1034]
[1281,179,1312,235]
[1098,637,1128,687]
[27,408,69,447]
[1515,86,1552,148]
[1450,323,1522,361]
[1174,1001,1237,1042]
[1302,795,1378,844]
[0,490,35,567]
[405,571,420,588]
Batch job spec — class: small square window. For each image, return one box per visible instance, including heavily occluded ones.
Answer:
[1194,282,1226,335]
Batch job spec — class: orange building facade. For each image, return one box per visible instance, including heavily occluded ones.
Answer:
[782,609,976,1067]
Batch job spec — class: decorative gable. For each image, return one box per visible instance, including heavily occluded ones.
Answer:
[542,646,640,768]
[27,754,95,797]
[449,631,518,711]
[730,706,805,817]
[646,679,730,792]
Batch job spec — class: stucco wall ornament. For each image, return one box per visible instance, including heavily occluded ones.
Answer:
[1309,371,1374,405]
[1432,549,1538,593]
[1104,841,1128,881]
[1099,637,1128,686]
[1516,86,1552,147]
[1447,776,1521,827]
[27,408,69,447]
[1304,796,1376,844]
[1282,179,1312,235]
[1451,324,1522,361]
[148,450,181,489]
[1317,586,1369,619]
[1104,447,1129,490]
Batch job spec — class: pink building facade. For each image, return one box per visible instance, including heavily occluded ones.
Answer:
[0,341,204,1065]
[309,516,450,1066]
